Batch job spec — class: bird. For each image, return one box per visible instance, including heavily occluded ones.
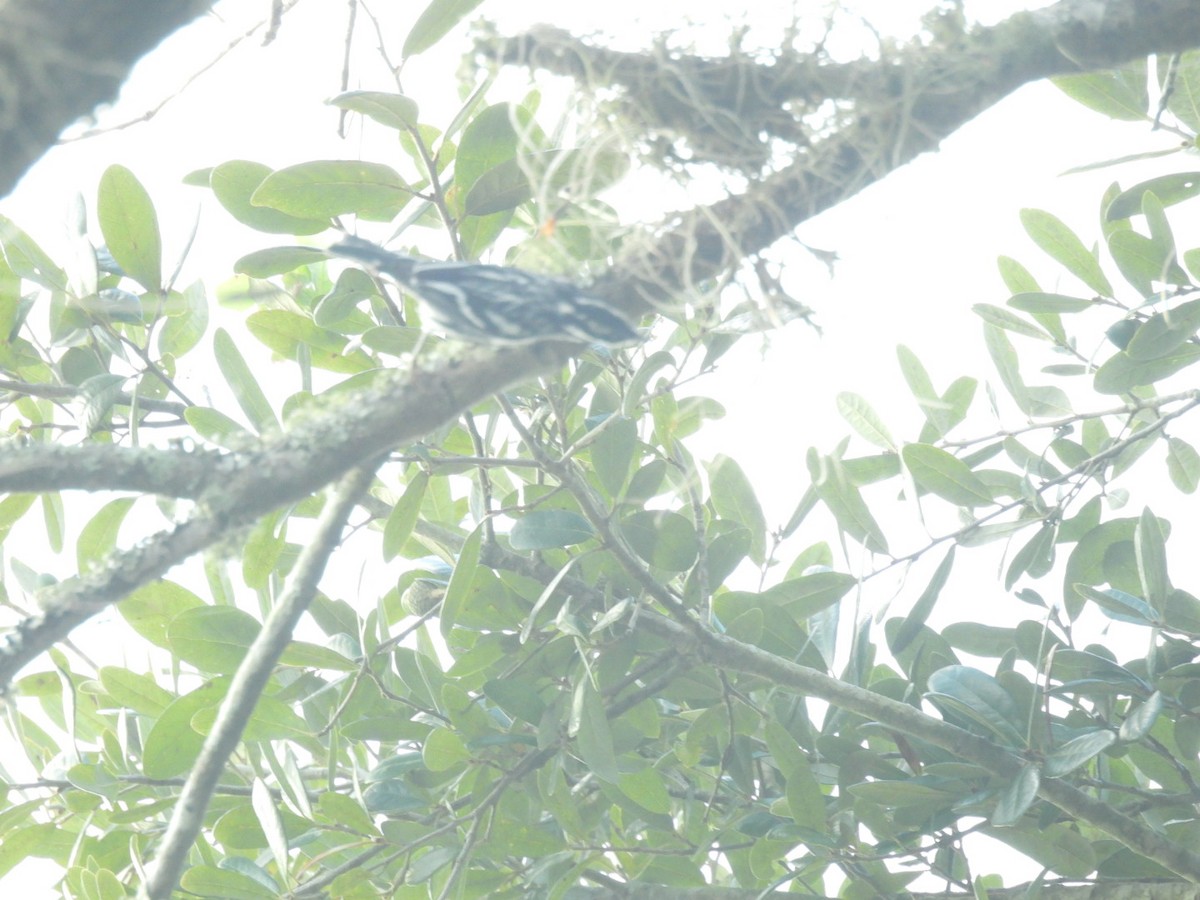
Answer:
[327,235,640,346]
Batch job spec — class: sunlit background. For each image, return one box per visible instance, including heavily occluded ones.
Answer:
[3,0,1196,891]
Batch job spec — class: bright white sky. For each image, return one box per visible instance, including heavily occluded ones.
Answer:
[3,0,1197,890]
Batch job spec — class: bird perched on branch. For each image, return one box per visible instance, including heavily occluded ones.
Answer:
[328,235,640,346]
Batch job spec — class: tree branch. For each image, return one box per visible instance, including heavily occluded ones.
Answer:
[486,0,1200,305]
[0,0,213,198]
[141,461,380,900]
[0,343,581,685]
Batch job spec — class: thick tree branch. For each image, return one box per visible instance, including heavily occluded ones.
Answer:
[0,342,579,685]
[0,0,213,198]
[0,443,224,497]
[486,0,1200,304]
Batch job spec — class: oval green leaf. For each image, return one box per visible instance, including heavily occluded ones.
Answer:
[97,164,162,291]
[902,443,992,507]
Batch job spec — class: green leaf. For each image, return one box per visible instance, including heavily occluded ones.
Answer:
[39,493,63,553]
[483,677,546,725]
[0,493,35,542]
[143,679,228,777]
[983,324,1031,413]
[440,524,483,638]
[1106,172,1200,220]
[1135,508,1169,613]
[915,376,977,444]
[782,753,827,832]
[0,215,67,289]
[767,571,857,620]
[572,676,618,783]
[463,149,630,216]
[158,279,209,358]
[896,344,942,432]
[315,792,379,837]
[213,803,301,852]
[991,765,1039,827]
[985,822,1096,878]
[185,406,252,447]
[234,246,328,279]
[1053,63,1147,121]
[1183,247,1200,282]
[462,156,537,216]
[1167,437,1200,493]
[119,580,206,649]
[620,510,699,572]
[1108,229,1178,297]
[836,392,896,450]
[167,607,259,674]
[179,866,277,900]
[1168,52,1200,132]
[1005,522,1056,590]
[1075,584,1156,626]
[214,327,278,433]
[891,546,955,654]
[242,512,287,588]
[328,90,419,131]
[279,641,357,671]
[76,497,135,573]
[707,454,767,564]
[1119,691,1163,742]
[402,0,486,57]
[1007,292,1093,314]
[245,309,374,374]
[902,444,992,507]
[1093,344,1200,394]
[250,161,407,219]
[1124,298,1200,361]
[1164,588,1200,636]
[209,161,330,235]
[972,304,1051,341]
[1019,208,1112,296]
[97,164,162,291]
[251,778,289,885]
[925,666,1025,747]
[847,777,961,807]
[383,472,428,560]
[510,510,594,550]
[590,415,637,497]
[76,373,126,435]
[361,325,425,356]
[1043,730,1117,776]
[623,350,676,415]
[455,104,537,197]
[996,254,1040,293]
[422,728,470,772]
[806,449,888,554]
[99,667,173,716]
[618,767,672,815]
[313,270,377,330]
[1062,516,1144,605]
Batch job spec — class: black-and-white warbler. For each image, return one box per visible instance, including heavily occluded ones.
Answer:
[329,236,640,346]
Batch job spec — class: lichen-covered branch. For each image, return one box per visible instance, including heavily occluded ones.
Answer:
[484,0,1200,305]
[0,343,577,685]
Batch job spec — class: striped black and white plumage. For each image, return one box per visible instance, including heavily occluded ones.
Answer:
[329,236,639,346]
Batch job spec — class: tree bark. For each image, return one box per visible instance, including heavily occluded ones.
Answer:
[0,0,211,198]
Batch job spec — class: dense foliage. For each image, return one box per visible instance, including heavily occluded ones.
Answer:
[4,5,1200,899]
